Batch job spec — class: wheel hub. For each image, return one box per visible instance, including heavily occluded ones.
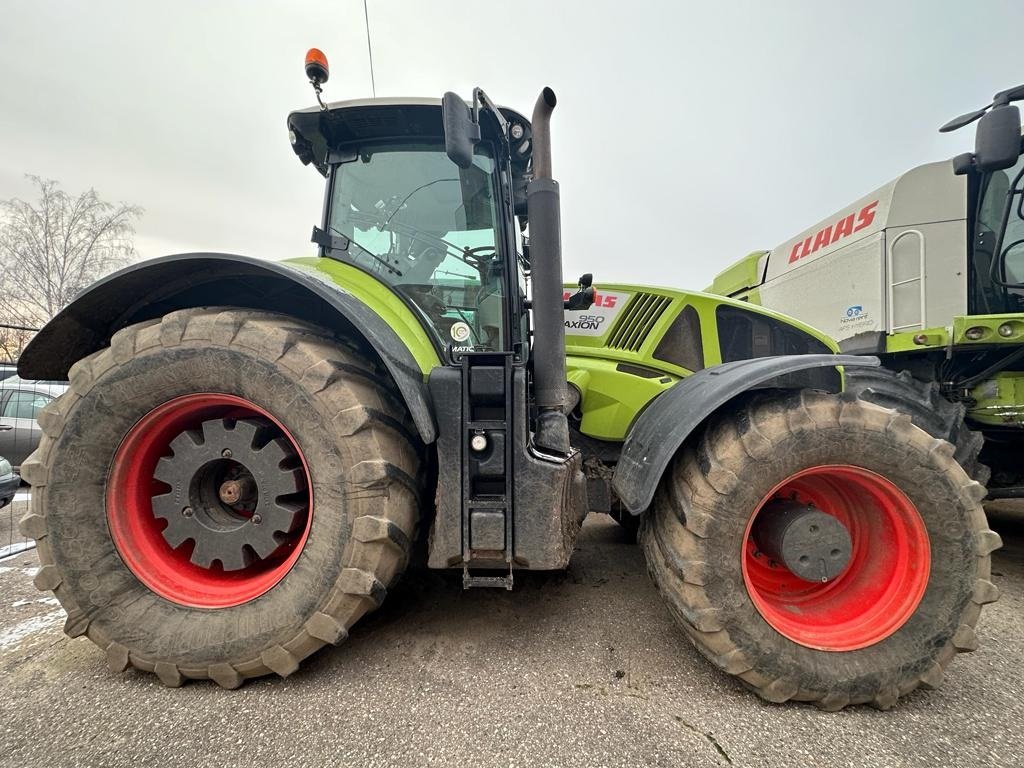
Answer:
[151,417,305,571]
[751,499,852,582]
[218,476,256,505]
[742,465,931,651]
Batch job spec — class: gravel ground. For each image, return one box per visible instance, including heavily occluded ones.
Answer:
[0,496,1021,768]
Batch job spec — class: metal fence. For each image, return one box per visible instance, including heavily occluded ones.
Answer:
[1,333,43,560]
[1,488,33,561]
[1,364,52,562]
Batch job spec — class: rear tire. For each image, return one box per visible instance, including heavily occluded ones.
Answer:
[18,308,422,687]
[641,391,1001,710]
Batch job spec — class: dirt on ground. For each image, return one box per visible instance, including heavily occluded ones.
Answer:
[0,496,1021,768]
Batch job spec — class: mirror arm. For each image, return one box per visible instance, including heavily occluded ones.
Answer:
[474,88,509,136]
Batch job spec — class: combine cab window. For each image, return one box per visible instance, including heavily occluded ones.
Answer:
[974,150,1024,312]
[328,143,505,352]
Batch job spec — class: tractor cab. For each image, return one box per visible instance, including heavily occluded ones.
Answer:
[288,97,534,359]
[289,63,583,582]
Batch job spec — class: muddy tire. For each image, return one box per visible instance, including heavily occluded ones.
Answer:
[18,308,422,687]
[641,391,1001,710]
[844,366,990,486]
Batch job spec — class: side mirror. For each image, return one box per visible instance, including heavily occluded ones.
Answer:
[442,91,480,169]
[564,274,596,311]
[975,104,1021,172]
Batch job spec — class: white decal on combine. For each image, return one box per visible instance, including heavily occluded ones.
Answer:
[839,304,874,331]
[563,290,631,337]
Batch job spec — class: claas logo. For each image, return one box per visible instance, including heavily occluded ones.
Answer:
[788,201,878,264]
[562,290,618,307]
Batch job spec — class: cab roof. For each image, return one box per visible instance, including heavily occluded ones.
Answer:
[287,97,531,175]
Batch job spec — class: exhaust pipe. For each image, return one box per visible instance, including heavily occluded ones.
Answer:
[527,87,571,455]
[531,87,556,181]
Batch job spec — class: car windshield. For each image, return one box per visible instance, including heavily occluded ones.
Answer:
[327,143,505,352]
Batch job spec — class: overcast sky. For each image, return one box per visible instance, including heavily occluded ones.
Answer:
[2,0,1023,289]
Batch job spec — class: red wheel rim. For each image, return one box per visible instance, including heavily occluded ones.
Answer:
[742,465,930,651]
[107,394,313,608]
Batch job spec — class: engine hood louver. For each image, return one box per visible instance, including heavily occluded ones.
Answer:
[606,292,672,351]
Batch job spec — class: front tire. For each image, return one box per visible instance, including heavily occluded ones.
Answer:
[844,367,990,486]
[641,391,1001,710]
[19,308,421,687]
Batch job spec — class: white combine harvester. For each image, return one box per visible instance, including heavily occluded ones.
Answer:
[710,85,1024,498]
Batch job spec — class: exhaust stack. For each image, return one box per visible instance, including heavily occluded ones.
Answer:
[527,88,571,454]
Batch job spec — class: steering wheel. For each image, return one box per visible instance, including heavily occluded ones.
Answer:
[458,245,498,266]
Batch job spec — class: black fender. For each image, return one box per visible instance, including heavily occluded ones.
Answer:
[611,354,880,513]
[17,253,438,442]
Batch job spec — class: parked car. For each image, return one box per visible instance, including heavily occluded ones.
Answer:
[0,377,68,471]
[0,363,17,381]
[0,455,19,508]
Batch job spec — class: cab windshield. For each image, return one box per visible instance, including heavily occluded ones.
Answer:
[327,143,505,351]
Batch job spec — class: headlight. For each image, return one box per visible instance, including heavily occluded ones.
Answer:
[0,458,11,476]
[965,326,986,341]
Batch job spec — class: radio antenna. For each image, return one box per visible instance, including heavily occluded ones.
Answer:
[363,0,377,97]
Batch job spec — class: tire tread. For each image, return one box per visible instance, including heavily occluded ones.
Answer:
[21,307,423,687]
[640,392,998,709]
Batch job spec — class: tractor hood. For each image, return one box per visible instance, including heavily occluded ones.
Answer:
[288,98,531,176]
[562,283,840,441]
[564,283,837,371]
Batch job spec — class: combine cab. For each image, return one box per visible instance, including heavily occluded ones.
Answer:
[13,52,999,709]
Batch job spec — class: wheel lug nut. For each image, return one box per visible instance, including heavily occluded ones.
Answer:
[182,507,193,517]
[222,449,233,458]
[251,514,262,525]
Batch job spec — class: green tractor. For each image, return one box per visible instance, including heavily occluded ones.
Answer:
[16,51,1000,709]
[708,85,1024,500]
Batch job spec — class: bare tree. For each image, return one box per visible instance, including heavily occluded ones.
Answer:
[0,176,142,361]
[0,324,35,364]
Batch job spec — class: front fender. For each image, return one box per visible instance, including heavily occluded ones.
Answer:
[18,252,440,442]
[611,354,880,513]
